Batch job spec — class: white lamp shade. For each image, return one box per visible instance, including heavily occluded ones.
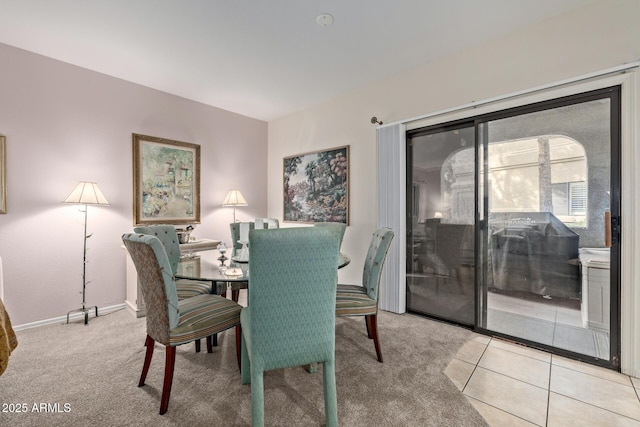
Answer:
[222,189,248,207]
[63,181,110,205]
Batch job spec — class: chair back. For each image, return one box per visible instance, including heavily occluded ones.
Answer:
[229,222,255,255]
[313,222,346,249]
[246,227,339,371]
[133,225,181,274]
[255,218,280,229]
[362,228,395,302]
[122,233,179,344]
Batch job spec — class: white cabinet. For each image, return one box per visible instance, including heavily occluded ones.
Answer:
[579,248,610,331]
[124,239,220,318]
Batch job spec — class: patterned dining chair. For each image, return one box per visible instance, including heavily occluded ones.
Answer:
[134,224,214,352]
[240,227,340,427]
[336,228,394,362]
[122,233,242,415]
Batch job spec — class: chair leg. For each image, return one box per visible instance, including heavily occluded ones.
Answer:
[241,333,251,384]
[366,314,383,363]
[322,360,338,427]
[365,316,373,339]
[206,335,213,353]
[250,368,265,427]
[139,335,155,387]
[195,339,201,353]
[159,346,176,415]
[235,324,242,370]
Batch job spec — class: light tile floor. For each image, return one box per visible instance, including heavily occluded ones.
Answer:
[445,336,640,426]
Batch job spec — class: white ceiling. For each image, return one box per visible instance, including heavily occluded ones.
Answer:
[0,0,594,121]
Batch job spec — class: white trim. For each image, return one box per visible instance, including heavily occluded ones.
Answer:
[619,70,640,377]
[13,303,127,331]
[381,61,640,130]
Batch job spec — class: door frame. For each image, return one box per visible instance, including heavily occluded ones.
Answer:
[398,70,639,374]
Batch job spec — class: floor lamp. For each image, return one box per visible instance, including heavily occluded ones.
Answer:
[222,189,247,222]
[63,181,110,325]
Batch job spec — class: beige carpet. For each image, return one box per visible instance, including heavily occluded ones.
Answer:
[1,307,487,426]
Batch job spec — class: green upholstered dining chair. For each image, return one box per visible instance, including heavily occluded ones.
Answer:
[122,233,242,415]
[314,222,346,250]
[229,222,255,257]
[336,228,394,363]
[254,218,279,229]
[133,225,213,297]
[240,227,340,427]
[134,224,214,352]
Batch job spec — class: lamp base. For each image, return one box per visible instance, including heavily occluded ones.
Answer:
[66,305,99,325]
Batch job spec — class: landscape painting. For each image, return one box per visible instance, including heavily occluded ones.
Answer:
[132,133,200,225]
[283,145,349,224]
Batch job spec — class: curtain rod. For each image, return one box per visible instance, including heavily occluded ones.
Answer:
[379,60,640,129]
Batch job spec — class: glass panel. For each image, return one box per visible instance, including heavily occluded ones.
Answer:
[406,125,475,325]
[480,98,612,360]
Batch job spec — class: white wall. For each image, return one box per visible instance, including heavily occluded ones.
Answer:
[268,0,640,369]
[0,43,268,325]
[269,0,640,287]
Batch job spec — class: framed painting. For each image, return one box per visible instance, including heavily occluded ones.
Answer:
[0,136,5,214]
[132,133,200,225]
[283,145,349,224]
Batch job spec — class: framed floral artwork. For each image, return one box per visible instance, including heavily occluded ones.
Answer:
[283,145,349,224]
[0,136,5,214]
[132,133,200,225]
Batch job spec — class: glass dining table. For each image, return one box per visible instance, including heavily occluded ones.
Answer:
[176,251,351,302]
[176,250,350,348]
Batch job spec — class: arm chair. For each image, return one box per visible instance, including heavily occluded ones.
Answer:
[240,227,339,427]
[134,224,214,352]
[335,228,394,362]
[121,233,242,415]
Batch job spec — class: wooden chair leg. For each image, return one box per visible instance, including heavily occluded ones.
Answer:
[139,335,155,386]
[160,346,176,415]
[235,324,242,370]
[365,316,373,339]
[206,335,213,353]
[194,339,201,353]
[366,314,383,363]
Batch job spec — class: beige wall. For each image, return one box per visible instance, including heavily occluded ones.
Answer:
[0,43,267,325]
[268,0,640,285]
[267,0,640,377]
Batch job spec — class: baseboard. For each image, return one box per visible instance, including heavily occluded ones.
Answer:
[13,303,127,331]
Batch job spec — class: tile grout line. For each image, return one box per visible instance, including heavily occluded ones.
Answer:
[551,355,640,422]
[546,354,553,427]
[460,337,492,394]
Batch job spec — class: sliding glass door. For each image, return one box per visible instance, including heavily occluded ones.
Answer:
[406,123,476,326]
[407,87,621,367]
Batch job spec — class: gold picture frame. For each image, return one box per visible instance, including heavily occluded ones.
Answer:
[0,136,5,214]
[132,133,200,225]
[283,145,349,224]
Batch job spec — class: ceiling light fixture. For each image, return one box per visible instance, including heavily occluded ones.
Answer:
[316,13,334,27]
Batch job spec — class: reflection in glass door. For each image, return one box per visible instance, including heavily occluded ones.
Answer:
[479,89,619,364]
[406,87,620,367]
[406,124,476,326]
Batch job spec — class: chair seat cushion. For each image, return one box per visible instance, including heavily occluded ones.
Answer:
[176,278,212,300]
[336,285,377,317]
[169,294,241,347]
